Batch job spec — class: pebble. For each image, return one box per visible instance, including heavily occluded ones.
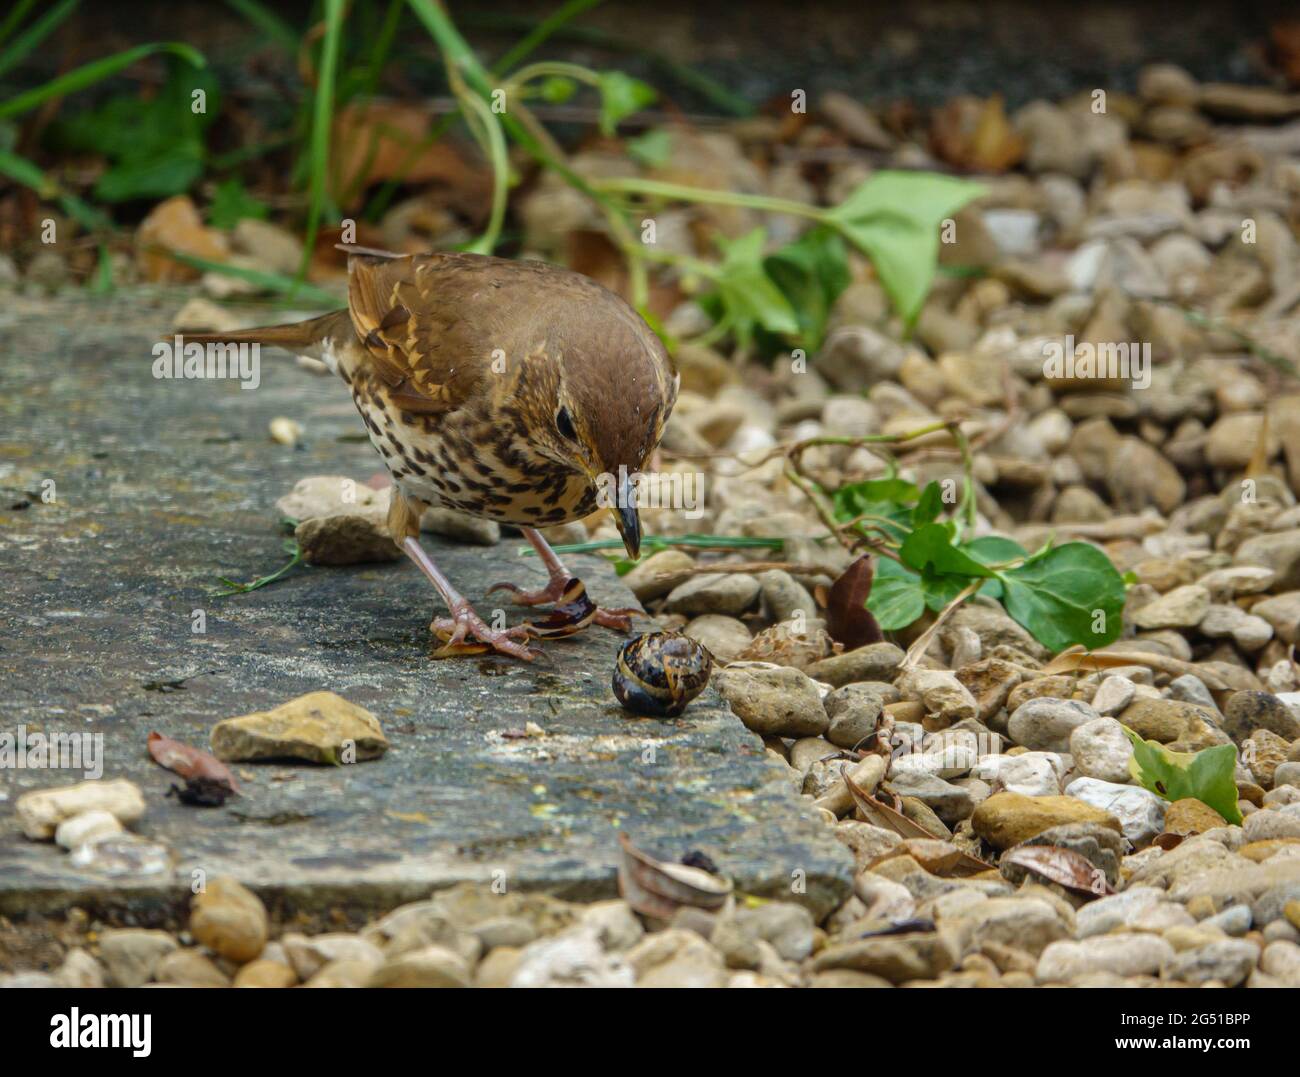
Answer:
[1070,717,1135,783]
[1007,697,1099,752]
[98,929,179,988]
[683,614,752,663]
[1223,690,1300,744]
[155,949,232,988]
[190,876,269,963]
[16,778,145,840]
[664,573,761,616]
[210,690,388,764]
[295,511,401,565]
[1036,934,1175,982]
[714,665,829,737]
[824,684,884,749]
[1090,676,1136,717]
[367,945,473,988]
[972,791,1123,849]
[811,931,957,984]
[805,642,905,687]
[1065,776,1167,845]
[623,549,695,602]
[54,809,123,851]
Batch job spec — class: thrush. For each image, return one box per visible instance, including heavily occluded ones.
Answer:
[183,246,677,660]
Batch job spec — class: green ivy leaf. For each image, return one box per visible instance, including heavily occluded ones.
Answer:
[900,523,995,578]
[997,541,1125,652]
[911,481,944,525]
[596,71,656,136]
[762,226,851,352]
[825,170,985,325]
[867,557,926,630]
[1120,727,1242,826]
[712,228,800,350]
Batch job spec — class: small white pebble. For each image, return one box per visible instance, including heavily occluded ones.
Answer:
[269,417,303,446]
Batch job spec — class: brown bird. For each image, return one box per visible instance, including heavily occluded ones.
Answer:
[184,246,677,660]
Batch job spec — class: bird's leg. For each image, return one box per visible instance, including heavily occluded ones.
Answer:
[488,527,641,633]
[402,537,538,661]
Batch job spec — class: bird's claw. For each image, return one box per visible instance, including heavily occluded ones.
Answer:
[487,578,565,607]
[491,575,642,636]
[430,601,539,661]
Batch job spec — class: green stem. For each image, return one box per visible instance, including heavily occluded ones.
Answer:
[594,176,831,222]
[296,0,344,286]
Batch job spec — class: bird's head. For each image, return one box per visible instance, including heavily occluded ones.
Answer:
[519,292,676,560]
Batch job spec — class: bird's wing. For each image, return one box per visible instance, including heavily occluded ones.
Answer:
[345,250,487,415]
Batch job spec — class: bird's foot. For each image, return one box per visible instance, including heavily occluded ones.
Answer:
[430,600,539,661]
[490,575,641,637]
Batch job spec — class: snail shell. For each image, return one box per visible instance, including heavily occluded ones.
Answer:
[613,632,712,717]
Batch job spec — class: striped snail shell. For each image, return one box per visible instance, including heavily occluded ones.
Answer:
[612,632,712,717]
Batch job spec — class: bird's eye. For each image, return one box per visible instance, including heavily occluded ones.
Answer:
[556,406,577,441]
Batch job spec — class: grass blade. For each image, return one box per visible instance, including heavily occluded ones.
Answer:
[0,0,78,79]
[0,42,206,122]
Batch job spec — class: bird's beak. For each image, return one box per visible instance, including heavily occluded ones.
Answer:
[611,471,641,559]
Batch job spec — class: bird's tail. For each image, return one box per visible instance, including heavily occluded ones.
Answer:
[171,309,353,364]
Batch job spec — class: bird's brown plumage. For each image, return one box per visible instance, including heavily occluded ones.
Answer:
[182,248,677,538]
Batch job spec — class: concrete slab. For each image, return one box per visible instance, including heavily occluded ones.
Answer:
[0,289,852,923]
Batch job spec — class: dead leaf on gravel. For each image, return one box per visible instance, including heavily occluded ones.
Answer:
[843,766,934,839]
[825,555,884,651]
[617,833,732,919]
[147,731,239,803]
[999,844,1114,896]
[867,837,995,877]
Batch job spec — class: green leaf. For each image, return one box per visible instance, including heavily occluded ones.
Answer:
[867,557,926,631]
[208,178,269,230]
[711,228,800,349]
[997,541,1126,652]
[825,170,985,325]
[626,128,672,168]
[762,226,851,352]
[912,481,944,525]
[831,477,917,542]
[1120,727,1242,826]
[538,75,577,103]
[962,535,1028,566]
[900,523,994,578]
[47,55,218,202]
[596,70,656,136]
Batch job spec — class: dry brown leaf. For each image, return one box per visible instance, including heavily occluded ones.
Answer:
[331,102,490,212]
[825,555,884,651]
[843,766,935,840]
[617,833,732,920]
[147,731,239,803]
[999,844,1114,896]
[1041,645,1229,691]
[866,837,994,878]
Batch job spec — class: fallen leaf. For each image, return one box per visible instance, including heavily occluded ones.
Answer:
[1041,645,1230,690]
[843,766,935,840]
[825,555,884,650]
[617,833,732,920]
[331,102,489,212]
[999,844,1114,896]
[866,838,994,877]
[147,731,239,799]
